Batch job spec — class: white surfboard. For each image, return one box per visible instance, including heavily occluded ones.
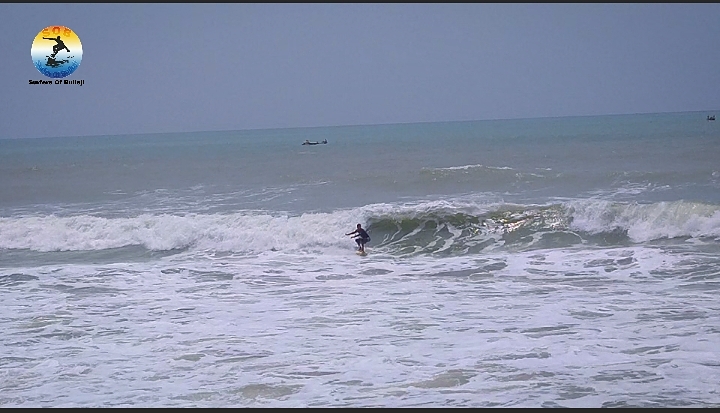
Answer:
[356,250,367,256]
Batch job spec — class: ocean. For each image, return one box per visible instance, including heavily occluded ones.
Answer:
[1,111,719,407]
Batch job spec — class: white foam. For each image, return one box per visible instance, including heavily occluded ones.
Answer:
[568,199,720,242]
[2,198,719,253]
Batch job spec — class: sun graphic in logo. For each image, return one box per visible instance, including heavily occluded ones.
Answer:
[31,26,83,78]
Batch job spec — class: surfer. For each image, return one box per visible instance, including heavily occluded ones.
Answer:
[43,35,70,57]
[346,223,370,253]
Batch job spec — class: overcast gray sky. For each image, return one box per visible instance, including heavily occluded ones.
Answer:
[2,3,719,139]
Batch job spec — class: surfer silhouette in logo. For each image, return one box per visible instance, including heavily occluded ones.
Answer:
[43,35,70,57]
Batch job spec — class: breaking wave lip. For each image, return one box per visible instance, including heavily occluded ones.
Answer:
[565,199,720,242]
[369,198,720,255]
[427,164,514,171]
[421,164,547,177]
[0,198,718,255]
[418,164,554,187]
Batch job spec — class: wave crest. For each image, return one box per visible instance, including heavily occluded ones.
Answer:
[1,199,718,254]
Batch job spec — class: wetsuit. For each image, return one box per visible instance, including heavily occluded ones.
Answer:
[353,228,370,248]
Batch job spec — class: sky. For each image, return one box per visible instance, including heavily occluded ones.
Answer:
[2,3,720,139]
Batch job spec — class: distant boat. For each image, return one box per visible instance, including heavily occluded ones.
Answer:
[708,115,715,121]
[302,139,328,145]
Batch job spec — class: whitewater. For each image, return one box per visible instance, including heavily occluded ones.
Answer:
[1,111,719,407]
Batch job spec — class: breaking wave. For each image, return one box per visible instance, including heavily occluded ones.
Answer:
[1,198,718,256]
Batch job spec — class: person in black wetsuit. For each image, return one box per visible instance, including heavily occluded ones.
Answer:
[346,223,370,252]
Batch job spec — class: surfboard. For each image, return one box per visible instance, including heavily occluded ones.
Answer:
[356,251,367,256]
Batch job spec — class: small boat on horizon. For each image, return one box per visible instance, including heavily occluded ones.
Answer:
[302,139,328,145]
[707,115,715,121]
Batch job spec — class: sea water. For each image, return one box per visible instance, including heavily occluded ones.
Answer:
[1,111,719,407]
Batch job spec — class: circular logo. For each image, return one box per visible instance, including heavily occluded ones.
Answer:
[31,26,83,78]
